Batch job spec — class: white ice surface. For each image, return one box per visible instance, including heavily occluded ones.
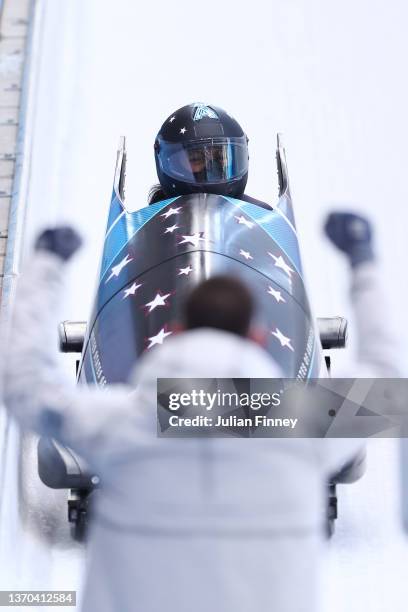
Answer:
[2,0,408,609]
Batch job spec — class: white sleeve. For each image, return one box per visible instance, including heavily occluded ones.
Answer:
[351,262,401,376]
[334,262,401,378]
[1,252,141,471]
[319,438,366,477]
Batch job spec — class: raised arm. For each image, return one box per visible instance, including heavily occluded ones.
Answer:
[325,212,400,377]
[2,228,139,472]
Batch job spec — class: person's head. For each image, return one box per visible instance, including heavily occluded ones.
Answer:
[154,103,249,199]
[183,276,254,337]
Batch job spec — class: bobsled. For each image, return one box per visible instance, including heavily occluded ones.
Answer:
[80,145,323,383]
[37,135,352,539]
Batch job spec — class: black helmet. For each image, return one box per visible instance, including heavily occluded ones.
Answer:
[154,103,249,198]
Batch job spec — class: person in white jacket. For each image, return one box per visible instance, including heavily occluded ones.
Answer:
[323,211,402,494]
[324,211,399,379]
[2,226,364,612]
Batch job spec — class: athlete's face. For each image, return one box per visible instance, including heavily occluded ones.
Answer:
[187,149,206,174]
[186,146,226,177]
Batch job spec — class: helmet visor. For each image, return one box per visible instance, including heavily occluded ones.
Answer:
[157,136,248,185]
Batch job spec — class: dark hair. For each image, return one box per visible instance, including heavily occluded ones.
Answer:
[148,184,167,205]
[183,276,254,337]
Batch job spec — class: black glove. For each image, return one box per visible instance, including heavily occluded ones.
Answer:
[35,227,83,262]
[324,212,374,268]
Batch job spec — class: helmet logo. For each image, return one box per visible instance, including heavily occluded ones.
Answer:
[193,103,218,122]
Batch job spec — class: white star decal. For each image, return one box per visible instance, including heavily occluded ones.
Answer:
[123,282,142,299]
[160,207,181,219]
[235,215,254,229]
[240,249,253,260]
[147,328,173,349]
[178,265,193,276]
[164,224,179,234]
[271,328,294,352]
[179,233,205,247]
[267,286,286,303]
[180,127,187,134]
[169,116,176,123]
[105,254,133,283]
[268,253,294,278]
[144,292,171,313]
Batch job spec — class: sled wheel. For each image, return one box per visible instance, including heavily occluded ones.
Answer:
[68,489,90,542]
[71,509,88,542]
[326,483,338,538]
[326,518,335,538]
